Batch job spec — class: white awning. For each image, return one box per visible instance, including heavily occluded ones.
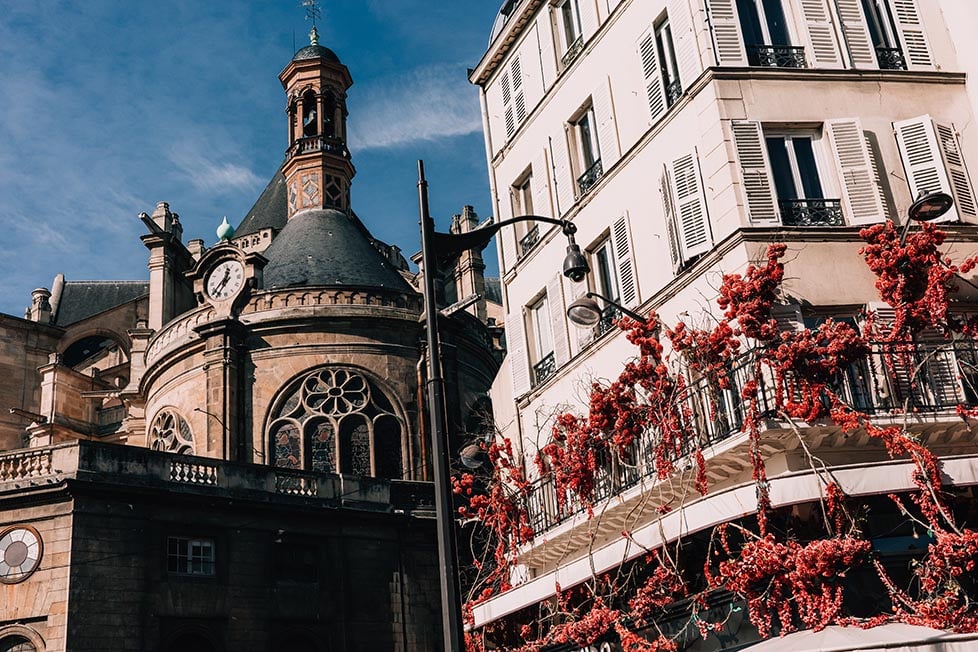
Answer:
[742,623,978,651]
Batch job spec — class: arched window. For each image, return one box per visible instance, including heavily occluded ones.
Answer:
[302,90,318,138]
[268,367,404,478]
[149,409,195,455]
[0,637,36,652]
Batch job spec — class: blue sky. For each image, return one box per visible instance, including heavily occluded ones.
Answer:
[0,0,501,316]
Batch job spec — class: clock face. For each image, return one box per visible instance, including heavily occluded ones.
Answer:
[206,259,245,301]
[0,526,42,584]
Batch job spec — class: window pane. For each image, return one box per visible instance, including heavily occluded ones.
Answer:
[761,0,790,44]
[578,112,598,168]
[792,137,824,199]
[595,246,618,302]
[765,137,797,201]
[736,0,765,46]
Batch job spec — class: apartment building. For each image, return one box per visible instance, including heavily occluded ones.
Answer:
[468,0,978,648]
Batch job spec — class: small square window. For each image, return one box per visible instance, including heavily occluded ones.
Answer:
[167,536,216,576]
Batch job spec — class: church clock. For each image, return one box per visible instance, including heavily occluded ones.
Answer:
[0,526,42,584]
[205,259,245,301]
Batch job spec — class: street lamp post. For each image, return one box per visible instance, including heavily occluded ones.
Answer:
[416,160,588,652]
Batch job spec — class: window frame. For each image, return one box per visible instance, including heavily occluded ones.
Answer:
[556,0,583,54]
[762,128,830,203]
[569,103,602,196]
[166,536,217,577]
[654,16,681,105]
[511,168,538,257]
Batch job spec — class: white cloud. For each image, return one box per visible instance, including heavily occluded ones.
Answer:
[168,145,262,193]
[349,64,482,150]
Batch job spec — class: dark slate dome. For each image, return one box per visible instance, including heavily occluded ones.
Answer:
[293,44,340,63]
[262,209,414,292]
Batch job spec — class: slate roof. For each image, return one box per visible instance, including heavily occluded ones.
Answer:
[262,209,415,293]
[235,167,288,238]
[54,281,149,326]
[293,44,341,63]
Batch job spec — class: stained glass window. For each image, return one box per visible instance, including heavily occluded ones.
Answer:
[268,367,404,478]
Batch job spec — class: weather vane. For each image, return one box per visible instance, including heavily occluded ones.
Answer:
[301,0,322,45]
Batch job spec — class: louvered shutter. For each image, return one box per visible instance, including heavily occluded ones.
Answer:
[612,215,639,308]
[732,121,780,223]
[485,79,506,155]
[546,275,570,366]
[660,166,682,271]
[592,77,620,168]
[835,0,877,68]
[550,132,575,216]
[511,55,527,124]
[706,0,748,66]
[865,134,891,219]
[501,71,515,138]
[500,221,519,274]
[934,123,978,221]
[797,0,843,68]
[531,149,552,218]
[638,30,667,124]
[894,116,973,223]
[772,303,805,331]
[579,0,598,42]
[825,118,886,225]
[668,0,700,89]
[887,0,931,69]
[671,151,713,259]
[506,310,531,397]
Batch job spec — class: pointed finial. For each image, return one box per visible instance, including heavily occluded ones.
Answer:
[217,216,234,242]
[309,25,319,46]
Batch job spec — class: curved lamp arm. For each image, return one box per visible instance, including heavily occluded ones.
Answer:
[430,214,577,259]
[567,291,646,328]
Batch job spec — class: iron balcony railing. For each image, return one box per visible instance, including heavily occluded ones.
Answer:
[519,224,540,258]
[875,46,907,70]
[747,44,807,68]
[287,135,349,159]
[532,352,557,388]
[577,158,604,196]
[524,339,978,537]
[780,198,845,227]
[665,79,682,107]
[561,35,584,67]
[595,304,621,338]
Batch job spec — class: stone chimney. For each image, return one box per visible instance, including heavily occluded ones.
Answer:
[28,288,52,324]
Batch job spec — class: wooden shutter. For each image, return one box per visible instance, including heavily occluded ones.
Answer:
[894,116,971,223]
[531,149,553,218]
[660,166,683,271]
[579,0,599,42]
[887,0,932,69]
[835,0,877,68]
[934,123,978,221]
[825,118,886,225]
[732,121,780,223]
[865,133,891,219]
[671,151,713,260]
[638,29,667,124]
[612,215,639,307]
[500,222,519,274]
[511,55,527,124]
[550,132,575,216]
[706,0,748,67]
[592,77,620,168]
[798,0,843,68]
[485,78,506,155]
[506,310,530,396]
[772,303,805,331]
[547,275,570,366]
[668,0,700,89]
[501,71,515,138]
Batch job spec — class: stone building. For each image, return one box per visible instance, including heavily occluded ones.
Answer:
[0,30,497,652]
[468,0,978,649]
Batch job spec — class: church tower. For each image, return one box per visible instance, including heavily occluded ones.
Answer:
[279,26,355,216]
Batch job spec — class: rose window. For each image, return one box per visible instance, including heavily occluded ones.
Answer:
[149,409,195,455]
[268,367,404,478]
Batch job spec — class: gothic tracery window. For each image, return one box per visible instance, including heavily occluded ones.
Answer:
[149,409,195,455]
[268,367,404,478]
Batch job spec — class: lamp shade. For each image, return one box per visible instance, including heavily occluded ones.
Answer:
[566,296,603,327]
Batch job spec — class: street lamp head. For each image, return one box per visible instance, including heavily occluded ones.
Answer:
[562,239,590,282]
[566,295,603,327]
[909,191,954,222]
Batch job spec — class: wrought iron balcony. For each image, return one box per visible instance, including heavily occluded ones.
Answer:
[576,158,603,196]
[561,35,584,68]
[518,224,540,258]
[780,198,845,227]
[531,352,557,388]
[875,46,907,70]
[287,135,350,159]
[595,304,620,338]
[523,339,978,536]
[747,44,807,68]
[665,79,682,107]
